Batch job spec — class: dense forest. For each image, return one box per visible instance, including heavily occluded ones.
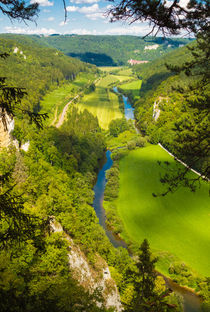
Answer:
[132,42,209,182]
[1,34,192,66]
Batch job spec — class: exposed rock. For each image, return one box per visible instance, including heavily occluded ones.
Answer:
[144,44,159,50]
[153,101,161,121]
[21,141,30,152]
[50,217,123,311]
[13,47,19,53]
[153,97,168,122]
[0,111,14,149]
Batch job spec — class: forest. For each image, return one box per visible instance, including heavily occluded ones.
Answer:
[2,34,192,66]
[0,0,209,311]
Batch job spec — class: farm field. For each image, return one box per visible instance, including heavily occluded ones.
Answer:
[117,68,133,76]
[39,72,97,125]
[119,79,142,101]
[98,66,122,72]
[97,75,121,88]
[116,144,210,276]
[39,83,78,125]
[76,83,123,129]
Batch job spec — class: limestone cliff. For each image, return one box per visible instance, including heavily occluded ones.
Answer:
[50,217,123,312]
[0,110,14,149]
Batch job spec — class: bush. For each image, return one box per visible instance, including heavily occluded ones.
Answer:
[109,118,129,137]
[135,136,146,147]
[127,141,136,150]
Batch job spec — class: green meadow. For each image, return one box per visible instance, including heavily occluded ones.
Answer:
[39,72,97,125]
[98,66,122,72]
[97,75,120,88]
[117,145,210,276]
[76,83,123,129]
[39,83,78,125]
[120,79,142,100]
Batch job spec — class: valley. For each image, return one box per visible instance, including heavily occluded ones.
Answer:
[0,32,209,312]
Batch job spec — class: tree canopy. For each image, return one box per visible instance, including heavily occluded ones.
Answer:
[109,0,209,37]
[0,0,39,22]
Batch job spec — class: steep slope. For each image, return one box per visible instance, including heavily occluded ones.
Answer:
[133,42,209,177]
[0,34,96,114]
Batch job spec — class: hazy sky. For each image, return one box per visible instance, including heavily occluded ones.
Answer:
[0,0,152,36]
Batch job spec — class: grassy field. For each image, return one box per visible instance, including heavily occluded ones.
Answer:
[117,68,133,76]
[120,79,142,101]
[76,85,123,129]
[39,83,78,125]
[39,72,97,125]
[98,66,122,72]
[116,145,210,276]
[97,75,120,88]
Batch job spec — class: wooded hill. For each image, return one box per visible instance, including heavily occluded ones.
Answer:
[133,41,209,179]
[0,34,97,114]
[2,34,192,66]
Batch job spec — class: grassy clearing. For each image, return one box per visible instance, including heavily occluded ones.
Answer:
[73,72,97,87]
[114,75,133,83]
[76,85,123,130]
[117,144,210,276]
[120,80,142,101]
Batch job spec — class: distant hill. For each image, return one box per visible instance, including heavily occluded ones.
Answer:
[0,34,96,113]
[32,35,193,66]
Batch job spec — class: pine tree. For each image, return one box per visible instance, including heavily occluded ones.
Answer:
[125,239,176,312]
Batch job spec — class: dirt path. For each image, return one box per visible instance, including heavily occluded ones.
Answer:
[55,77,100,128]
[55,94,79,128]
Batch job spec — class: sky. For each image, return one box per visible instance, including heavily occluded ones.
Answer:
[0,0,154,36]
[0,0,191,36]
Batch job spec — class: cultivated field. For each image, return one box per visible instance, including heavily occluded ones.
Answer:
[39,72,96,125]
[98,66,122,72]
[117,145,210,276]
[39,83,78,125]
[76,84,123,129]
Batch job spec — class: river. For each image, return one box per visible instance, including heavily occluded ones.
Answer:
[93,87,202,312]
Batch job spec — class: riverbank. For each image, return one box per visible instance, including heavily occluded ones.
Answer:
[93,148,204,312]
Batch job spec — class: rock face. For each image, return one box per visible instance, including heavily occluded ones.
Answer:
[0,111,14,149]
[153,97,168,122]
[50,217,123,312]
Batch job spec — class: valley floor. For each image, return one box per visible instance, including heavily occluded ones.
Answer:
[116,145,210,276]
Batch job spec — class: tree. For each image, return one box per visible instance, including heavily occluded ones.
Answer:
[125,239,176,311]
[109,0,209,37]
[0,1,47,246]
[109,0,210,191]
[0,0,39,22]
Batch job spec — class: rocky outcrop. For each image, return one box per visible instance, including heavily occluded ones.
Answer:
[50,217,123,311]
[153,97,168,122]
[0,111,14,149]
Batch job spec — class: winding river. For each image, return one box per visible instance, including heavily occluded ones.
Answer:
[93,87,202,312]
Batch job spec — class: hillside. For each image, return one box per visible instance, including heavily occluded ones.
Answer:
[0,34,96,115]
[0,33,209,311]
[33,34,192,66]
[132,41,209,178]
